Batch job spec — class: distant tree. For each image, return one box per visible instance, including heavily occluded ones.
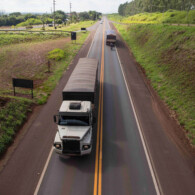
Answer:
[71,12,79,23]
[9,12,21,17]
[24,14,36,20]
[118,0,195,16]
[7,16,17,25]
[89,11,97,20]
[79,12,90,20]
[0,17,6,26]
[55,10,67,23]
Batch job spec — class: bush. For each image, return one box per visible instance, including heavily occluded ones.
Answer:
[17,18,42,27]
[48,48,66,61]
[0,98,32,155]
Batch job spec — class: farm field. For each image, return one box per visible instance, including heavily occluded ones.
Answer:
[0,21,91,155]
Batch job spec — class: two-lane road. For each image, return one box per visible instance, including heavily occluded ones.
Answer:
[0,17,195,195]
[36,17,159,195]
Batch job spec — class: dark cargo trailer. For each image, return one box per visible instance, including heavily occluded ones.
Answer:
[106,30,116,46]
[62,58,98,103]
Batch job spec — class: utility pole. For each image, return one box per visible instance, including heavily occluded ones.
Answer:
[70,2,72,23]
[53,0,56,29]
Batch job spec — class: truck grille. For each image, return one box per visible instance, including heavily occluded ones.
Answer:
[62,140,80,154]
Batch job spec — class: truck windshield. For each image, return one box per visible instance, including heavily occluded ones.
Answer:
[59,115,89,126]
[107,35,116,40]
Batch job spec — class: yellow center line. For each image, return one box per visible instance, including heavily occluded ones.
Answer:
[93,22,105,195]
[98,24,105,195]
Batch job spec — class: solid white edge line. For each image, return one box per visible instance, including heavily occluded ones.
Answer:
[87,23,99,57]
[115,47,161,195]
[107,19,161,194]
[34,147,54,195]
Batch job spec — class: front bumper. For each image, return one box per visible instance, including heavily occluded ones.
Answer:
[53,145,92,156]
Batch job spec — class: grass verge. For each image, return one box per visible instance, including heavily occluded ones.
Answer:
[0,33,67,47]
[0,20,95,47]
[0,97,32,154]
[113,23,195,144]
[0,29,90,156]
[35,31,89,104]
[108,10,195,24]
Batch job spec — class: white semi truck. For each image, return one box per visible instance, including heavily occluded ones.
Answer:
[53,58,98,156]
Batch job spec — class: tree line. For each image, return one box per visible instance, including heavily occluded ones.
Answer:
[118,0,195,16]
[0,11,101,26]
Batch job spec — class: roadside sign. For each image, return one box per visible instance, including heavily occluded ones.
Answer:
[71,32,76,40]
[12,78,34,98]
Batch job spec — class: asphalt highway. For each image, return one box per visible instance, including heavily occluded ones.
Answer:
[36,20,104,195]
[36,17,158,195]
[0,17,195,195]
[102,21,157,195]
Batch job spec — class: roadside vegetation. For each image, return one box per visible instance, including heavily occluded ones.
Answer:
[0,33,67,46]
[0,19,91,156]
[0,97,32,154]
[35,32,89,105]
[108,10,195,24]
[0,10,101,27]
[0,20,95,46]
[49,20,96,31]
[107,0,195,146]
[118,0,194,17]
[112,22,195,144]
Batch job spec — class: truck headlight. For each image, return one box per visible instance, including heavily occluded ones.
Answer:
[54,143,61,149]
[83,145,90,150]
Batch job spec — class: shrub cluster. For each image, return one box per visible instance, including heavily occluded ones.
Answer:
[0,99,32,155]
[48,48,66,61]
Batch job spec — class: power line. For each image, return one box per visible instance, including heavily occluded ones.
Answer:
[53,0,56,29]
[70,2,72,23]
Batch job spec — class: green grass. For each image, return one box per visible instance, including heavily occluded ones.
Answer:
[108,10,195,24]
[0,33,67,46]
[0,20,91,155]
[31,20,96,31]
[48,48,66,61]
[114,23,195,144]
[16,18,42,27]
[0,20,95,47]
[35,31,89,105]
[59,20,96,31]
[0,97,32,154]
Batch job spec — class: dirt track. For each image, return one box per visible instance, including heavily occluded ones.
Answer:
[0,37,71,89]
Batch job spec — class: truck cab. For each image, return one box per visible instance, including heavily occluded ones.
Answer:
[53,58,98,156]
[106,30,116,46]
[53,101,93,155]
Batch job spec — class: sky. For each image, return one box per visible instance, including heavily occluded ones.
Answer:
[0,0,129,14]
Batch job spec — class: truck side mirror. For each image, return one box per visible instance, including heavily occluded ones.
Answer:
[53,115,58,124]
